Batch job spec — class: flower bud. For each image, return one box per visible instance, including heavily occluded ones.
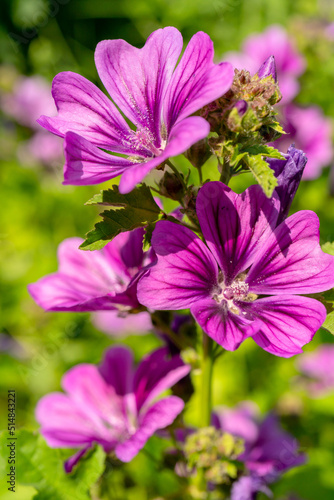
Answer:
[256,55,277,82]
[184,139,212,169]
[158,171,184,201]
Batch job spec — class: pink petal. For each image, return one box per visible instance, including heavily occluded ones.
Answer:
[164,32,234,129]
[37,71,132,152]
[95,27,183,139]
[63,132,134,185]
[247,296,327,357]
[190,298,262,351]
[196,182,279,285]
[246,211,334,294]
[137,220,218,310]
[98,346,134,396]
[115,396,184,462]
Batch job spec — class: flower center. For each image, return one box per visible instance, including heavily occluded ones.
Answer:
[212,277,256,315]
[126,127,166,160]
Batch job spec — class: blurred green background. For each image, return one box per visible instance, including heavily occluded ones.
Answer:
[1,0,334,498]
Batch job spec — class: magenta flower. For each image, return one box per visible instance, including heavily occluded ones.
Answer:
[297,344,334,396]
[37,27,233,193]
[138,181,334,357]
[273,104,333,179]
[213,403,305,478]
[36,346,190,469]
[28,228,153,313]
[224,25,305,104]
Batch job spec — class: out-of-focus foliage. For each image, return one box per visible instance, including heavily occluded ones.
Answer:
[1,0,334,498]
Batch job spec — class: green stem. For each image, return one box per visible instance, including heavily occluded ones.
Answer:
[198,165,203,185]
[200,333,214,428]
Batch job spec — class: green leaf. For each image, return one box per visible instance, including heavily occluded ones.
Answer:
[246,154,278,197]
[7,430,106,500]
[246,145,285,159]
[322,311,334,335]
[322,241,334,256]
[81,184,162,250]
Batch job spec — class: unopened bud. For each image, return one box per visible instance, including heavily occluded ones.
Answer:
[158,171,183,201]
[184,139,212,169]
[256,55,277,82]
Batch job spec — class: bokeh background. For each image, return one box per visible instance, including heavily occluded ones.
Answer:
[1,0,334,498]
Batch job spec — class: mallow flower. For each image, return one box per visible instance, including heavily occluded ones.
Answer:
[138,181,334,357]
[216,403,305,500]
[37,27,234,193]
[28,227,153,313]
[36,345,190,470]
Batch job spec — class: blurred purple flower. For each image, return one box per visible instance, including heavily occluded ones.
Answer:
[36,346,190,469]
[138,181,334,357]
[28,228,153,313]
[38,27,233,193]
[92,310,152,337]
[1,75,63,166]
[224,25,305,104]
[273,105,333,179]
[214,402,305,498]
[297,344,334,396]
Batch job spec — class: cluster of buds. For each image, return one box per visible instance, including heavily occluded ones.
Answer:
[201,56,282,148]
[183,427,244,485]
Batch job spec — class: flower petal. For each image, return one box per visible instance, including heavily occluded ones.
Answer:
[63,132,134,186]
[92,310,152,337]
[137,220,218,310]
[164,32,234,129]
[190,298,262,351]
[134,348,190,410]
[246,211,334,294]
[115,396,184,462]
[196,182,279,284]
[246,296,327,357]
[118,116,210,193]
[95,27,183,140]
[37,71,132,152]
[98,346,134,396]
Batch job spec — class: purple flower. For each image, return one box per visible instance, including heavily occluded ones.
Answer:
[267,145,307,224]
[28,228,153,313]
[273,104,333,179]
[37,27,233,193]
[231,475,273,500]
[297,344,334,396]
[224,25,305,104]
[213,403,306,479]
[36,346,190,469]
[138,181,334,357]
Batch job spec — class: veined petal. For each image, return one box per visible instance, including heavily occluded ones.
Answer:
[247,296,326,357]
[63,132,134,186]
[115,396,184,462]
[37,71,132,153]
[246,211,334,294]
[95,27,183,140]
[164,32,234,130]
[134,348,190,411]
[196,182,279,285]
[137,220,218,310]
[99,346,134,396]
[190,298,262,351]
[118,116,210,193]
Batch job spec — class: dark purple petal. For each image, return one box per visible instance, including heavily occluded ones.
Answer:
[37,71,133,152]
[134,348,190,410]
[246,211,334,294]
[164,32,234,130]
[120,228,145,268]
[95,27,182,141]
[118,116,210,193]
[63,132,134,186]
[115,396,184,462]
[267,145,307,224]
[246,296,326,357]
[64,446,91,473]
[137,220,218,310]
[256,55,277,82]
[196,182,279,285]
[98,346,134,395]
[190,298,262,351]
